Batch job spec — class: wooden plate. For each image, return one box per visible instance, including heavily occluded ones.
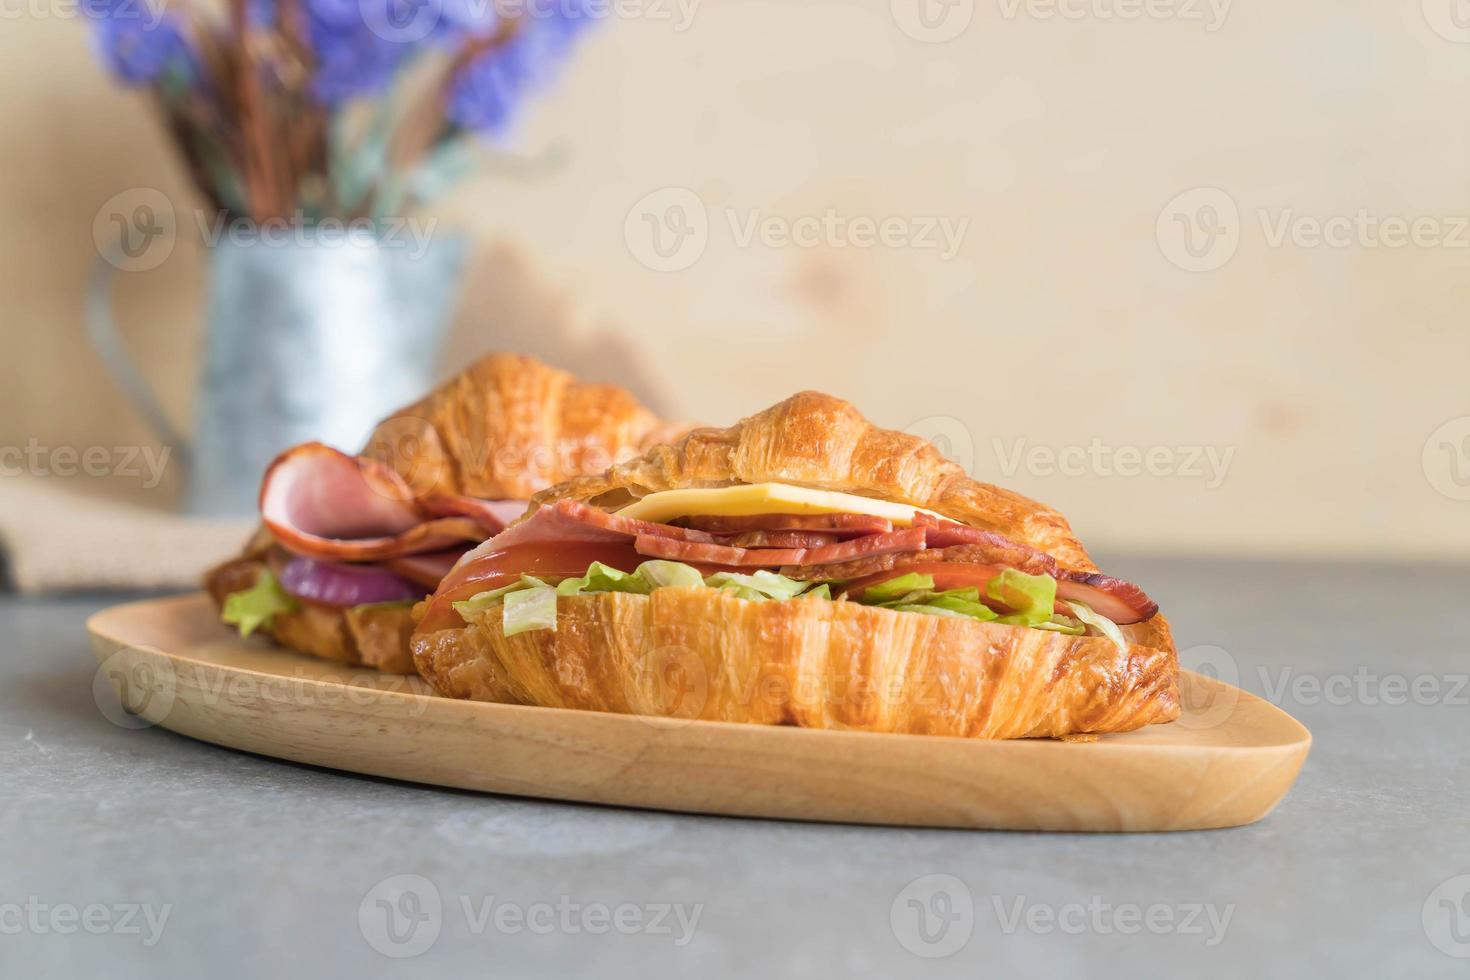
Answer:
[86,593,1310,832]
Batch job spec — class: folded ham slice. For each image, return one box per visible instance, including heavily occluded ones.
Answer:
[259,442,523,564]
[419,496,529,528]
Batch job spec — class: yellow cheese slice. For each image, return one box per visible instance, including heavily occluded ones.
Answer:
[613,483,947,526]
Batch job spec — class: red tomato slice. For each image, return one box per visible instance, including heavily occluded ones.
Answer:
[417,542,645,631]
[841,562,1019,610]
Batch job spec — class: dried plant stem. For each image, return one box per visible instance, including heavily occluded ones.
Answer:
[273,0,328,215]
[174,14,252,218]
[158,104,229,215]
[229,0,284,219]
[383,17,522,197]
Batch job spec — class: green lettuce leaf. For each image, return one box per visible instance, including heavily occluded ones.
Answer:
[923,593,999,620]
[453,575,551,618]
[222,570,298,638]
[988,568,1057,627]
[503,586,559,636]
[717,584,768,602]
[635,560,706,590]
[859,573,935,602]
[888,603,975,619]
[1034,614,1086,636]
[555,562,652,596]
[862,581,999,623]
[703,569,812,600]
[1063,600,1128,652]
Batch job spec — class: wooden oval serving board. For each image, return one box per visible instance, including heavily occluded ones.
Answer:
[87,593,1310,832]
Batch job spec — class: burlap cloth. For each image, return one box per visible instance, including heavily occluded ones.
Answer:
[0,477,253,593]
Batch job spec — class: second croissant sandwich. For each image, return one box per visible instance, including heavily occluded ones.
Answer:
[410,392,1180,739]
[203,354,684,673]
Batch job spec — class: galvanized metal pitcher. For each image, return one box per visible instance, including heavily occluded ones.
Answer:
[88,229,465,516]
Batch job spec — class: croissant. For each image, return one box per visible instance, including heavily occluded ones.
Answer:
[361,353,690,501]
[411,391,1180,737]
[203,354,685,673]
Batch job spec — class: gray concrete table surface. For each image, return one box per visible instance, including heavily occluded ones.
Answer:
[2,556,1467,979]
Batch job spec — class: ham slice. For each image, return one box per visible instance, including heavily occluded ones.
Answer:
[801,527,928,565]
[682,513,893,537]
[780,540,1057,581]
[259,442,522,563]
[911,516,1059,574]
[912,513,1047,556]
[1055,571,1160,624]
[634,535,809,566]
[714,530,844,549]
[483,499,716,553]
[420,496,528,528]
[634,527,929,567]
[379,548,473,589]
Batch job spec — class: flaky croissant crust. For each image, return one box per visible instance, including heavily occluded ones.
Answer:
[527,390,1097,571]
[412,590,1181,738]
[360,353,686,501]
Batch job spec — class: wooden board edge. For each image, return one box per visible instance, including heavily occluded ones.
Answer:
[84,594,1313,832]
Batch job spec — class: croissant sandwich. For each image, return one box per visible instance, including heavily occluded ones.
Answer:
[203,354,685,673]
[409,391,1180,738]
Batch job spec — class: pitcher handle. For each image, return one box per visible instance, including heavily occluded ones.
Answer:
[85,234,195,470]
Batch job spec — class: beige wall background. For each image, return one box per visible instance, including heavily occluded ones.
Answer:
[3,0,1468,559]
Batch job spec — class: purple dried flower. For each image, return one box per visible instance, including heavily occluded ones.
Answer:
[445,2,595,137]
[89,11,193,86]
[304,0,493,105]
[437,0,501,36]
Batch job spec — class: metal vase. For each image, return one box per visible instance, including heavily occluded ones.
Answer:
[89,228,465,517]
